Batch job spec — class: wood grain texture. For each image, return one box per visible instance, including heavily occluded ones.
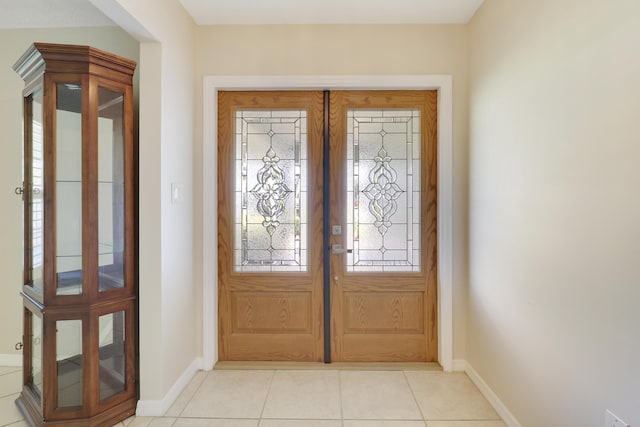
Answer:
[218,91,324,361]
[232,292,312,333]
[329,91,438,362]
[342,334,427,362]
[344,292,424,334]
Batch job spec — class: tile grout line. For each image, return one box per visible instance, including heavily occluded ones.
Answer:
[0,392,25,427]
[403,370,429,426]
[342,419,435,424]
[175,370,209,418]
[258,370,276,422]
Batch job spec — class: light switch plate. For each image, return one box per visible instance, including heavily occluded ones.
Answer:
[605,410,630,427]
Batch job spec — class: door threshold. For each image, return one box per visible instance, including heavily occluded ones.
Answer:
[214,361,442,371]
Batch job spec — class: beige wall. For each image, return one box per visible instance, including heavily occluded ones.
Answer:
[194,24,471,359]
[0,26,139,358]
[468,1,640,425]
[101,0,197,402]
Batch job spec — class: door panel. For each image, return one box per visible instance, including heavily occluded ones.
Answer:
[231,292,312,333]
[218,91,324,361]
[329,91,438,362]
[343,292,424,334]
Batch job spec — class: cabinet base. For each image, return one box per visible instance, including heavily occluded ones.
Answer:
[16,392,137,427]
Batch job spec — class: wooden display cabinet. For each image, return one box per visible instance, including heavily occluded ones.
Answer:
[13,43,137,426]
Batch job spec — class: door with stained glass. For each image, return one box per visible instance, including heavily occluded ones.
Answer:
[329,91,438,362]
[217,90,437,362]
[218,91,325,361]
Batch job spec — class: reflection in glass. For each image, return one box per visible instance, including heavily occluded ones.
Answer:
[30,89,44,291]
[31,311,42,396]
[346,109,421,272]
[98,87,125,291]
[56,83,83,295]
[234,110,308,272]
[56,319,83,408]
[99,311,126,401]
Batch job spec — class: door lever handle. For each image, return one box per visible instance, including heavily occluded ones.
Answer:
[331,245,352,254]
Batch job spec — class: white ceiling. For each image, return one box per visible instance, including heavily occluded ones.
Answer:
[0,0,484,29]
[178,0,485,25]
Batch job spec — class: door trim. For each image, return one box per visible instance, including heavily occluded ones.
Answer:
[202,75,454,371]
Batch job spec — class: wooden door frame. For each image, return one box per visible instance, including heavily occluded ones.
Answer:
[202,75,454,371]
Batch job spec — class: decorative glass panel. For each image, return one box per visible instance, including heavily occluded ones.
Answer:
[29,89,44,292]
[346,109,421,272]
[99,311,126,401]
[56,83,83,295]
[30,310,42,396]
[56,319,83,408]
[234,110,308,272]
[98,87,125,291]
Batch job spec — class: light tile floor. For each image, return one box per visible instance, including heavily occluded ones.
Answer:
[1,366,506,427]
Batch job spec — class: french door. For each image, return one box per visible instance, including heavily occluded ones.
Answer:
[218,91,325,361]
[218,90,437,362]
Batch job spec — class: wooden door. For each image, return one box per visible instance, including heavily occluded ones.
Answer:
[218,91,325,361]
[218,90,437,363]
[329,91,438,362]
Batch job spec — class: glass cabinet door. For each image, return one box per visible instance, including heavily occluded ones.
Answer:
[24,88,44,295]
[56,83,83,296]
[98,311,126,400]
[30,309,43,397]
[56,319,83,408]
[98,87,125,292]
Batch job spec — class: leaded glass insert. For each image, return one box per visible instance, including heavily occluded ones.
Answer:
[234,110,308,272]
[346,109,421,272]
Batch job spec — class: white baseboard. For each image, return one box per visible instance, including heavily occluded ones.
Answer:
[136,357,204,416]
[0,354,22,366]
[462,360,523,427]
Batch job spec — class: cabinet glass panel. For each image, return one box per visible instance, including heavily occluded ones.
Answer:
[30,310,43,396]
[56,84,83,295]
[56,319,83,408]
[234,110,308,272]
[99,311,126,401]
[28,89,44,292]
[346,109,421,272]
[98,87,125,291]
